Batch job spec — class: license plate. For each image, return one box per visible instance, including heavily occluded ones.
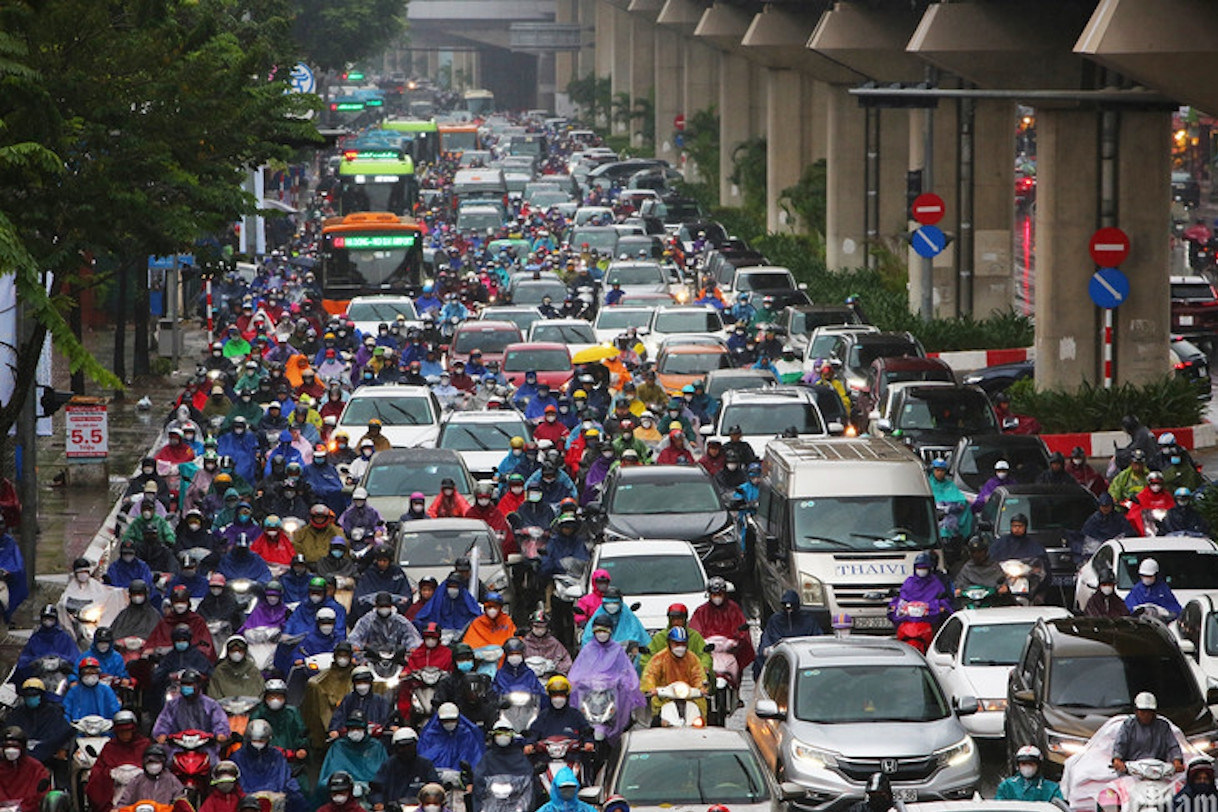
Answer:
[852,615,894,630]
[1180,315,1195,326]
[894,789,918,802]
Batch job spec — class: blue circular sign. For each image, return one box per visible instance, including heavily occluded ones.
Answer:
[1089,267,1130,309]
[911,225,946,258]
[289,63,315,95]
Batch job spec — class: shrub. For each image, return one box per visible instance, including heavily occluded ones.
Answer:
[1008,376,1204,434]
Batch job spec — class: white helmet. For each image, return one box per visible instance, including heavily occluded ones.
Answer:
[1015,745,1042,762]
[352,487,369,500]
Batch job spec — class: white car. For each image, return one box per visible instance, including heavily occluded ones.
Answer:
[526,318,598,357]
[1172,592,1218,695]
[802,324,879,375]
[643,305,727,359]
[335,385,442,448]
[588,538,709,634]
[926,607,1070,738]
[344,295,421,337]
[1074,535,1218,613]
[593,306,656,344]
[436,410,531,479]
[701,387,837,458]
[601,261,671,306]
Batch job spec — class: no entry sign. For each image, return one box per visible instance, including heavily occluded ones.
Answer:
[1089,227,1130,267]
[911,193,945,226]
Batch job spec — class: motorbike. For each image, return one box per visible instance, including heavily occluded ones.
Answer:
[655,682,705,728]
[206,619,233,653]
[893,601,935,653]
[364,647,404,696]
[228,578,260,615]
[478,774,535,812]
[508,527,547,625]
[25,655,74,697]
[472,645,504,678]
[549,556,587,650]
[957,585,1001,610]
[217,695,260,748]
[70,715,113,812]
[65,601,107,650]
[1001,558,1044,605]
[935,502,968,567]
[242,625,281,671]
[533,736,584,794]
[524,656,555,682]
[168,729,215,807]
[501,690,539,734]
[1141,508,1171,537]
[1103,759,1182,812]
[406,666,447,725]
[704,634,740,727]
[578,682,618,742]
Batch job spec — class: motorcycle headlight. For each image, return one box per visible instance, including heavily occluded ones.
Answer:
[799,573,825,606]
[1045,729,1088,757]
[791,739,837,770]
[710,524,737,545]
[935,737,975,768]
[80,604,105,624]
[1188,732,1218,753]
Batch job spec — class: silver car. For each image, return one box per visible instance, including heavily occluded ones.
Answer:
[747,637,980,811]
[592,727,802,812]
[394,518,511,600]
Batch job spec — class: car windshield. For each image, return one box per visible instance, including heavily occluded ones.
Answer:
[737,271,794,291]
[955,443,1049,490]
[347,300,418,322]
[850,340,920,370]
[792,310,855,335]
[457,210,502,232]
[659,351,731,375]
[572,229,618,254]
[1115,550,1218,590]
[795,665,949,723]
[397,529,497,566]
[503,348,571,372]
[453,327,519,354]
[439,420,526,452]
[363,460,471,496]
[705,374,773,400]
[1172,284,1215,300]
[531,192,569,208]
[607,265,665,286]
[719,402,824,436]
[993,493,1096,534]
[962,622,1036,666]
[616,748,769,806]
[618,239,658,258]
[512,283,569,305]
[598,553,704,594]
[342,396,433,426]
[596,308,654,331]
[894,391,997,434]
[609,478,721,515]
[884,368,954,386]
[531,323,597,344]
[654,310,723,334]
[1048,654,1200,710]
[484,310,541,331]
[791,496,936,551]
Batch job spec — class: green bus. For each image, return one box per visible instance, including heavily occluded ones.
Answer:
[383,118,440,165]
[337,151,418,216]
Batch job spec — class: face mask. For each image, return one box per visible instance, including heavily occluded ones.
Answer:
[187,520,203,531]
[457,660,474,672]
[442,721,458,732]
[2,748,18,762]
[594,630,611,643]
[915,567,930,578]
[671,645,688,658]
[96,642,111,654]
[355,683,371,696]
[1019,765,1038,779]
[507,654,523,667]
[711,595,724,606]
[121,553,135,563]
[146,761,165,776]
[348,729,366,743]
[216,781,237,794]
[549,695,567,709]
[424,804,442,812]
[996,471,1008,480]
[604,602,621,615]
[510,485,524,495]
[266,698,285,711]
[319,623,335,635]
[82,674,100,687]
[476,497,491,506]
[76,571,91,583]
[1151,484,1163,492]
[377,606,394,619]
[527,492,542,503]
[331,549,344,558]
[229,651,245,664]
[447,587,460,600]
[181,685,196,697]
[131,595,146,605]
[511,449,523,457]
[174,601,190,614]
[1142,576,1155,586]
[332,794,349,805]
[490,732,513,748]
[335,655,351,668]
[532,624,548,638]
[1172,456,1183,465]
[1100,585,1115,596]
[210,587,224,597]
[442,488,454,497]
[485,607,500,619]
[309,593,324,605]
[41,619,55,630]
[175,641,190,652]
[545,414,556,423]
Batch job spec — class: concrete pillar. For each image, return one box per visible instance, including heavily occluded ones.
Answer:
[681,42,717,180]
[806,80,828,164]
[825,84,866,270]
[555,0,578,115]
[595,1,614,80]
[719,53,753,207]
[629,16,654,146]
[971,100,1015,317]
[578,0,597,80]
[766,69,805,234]
[653,28,684,165]
[537,52,556,113]
[610,6,632,132]
[875,108,910,243]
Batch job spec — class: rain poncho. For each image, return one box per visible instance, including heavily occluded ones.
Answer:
[15,623,80,681]
[1061,714,1190,812]
[415,585,482,632]
[217,430,260,486]
[284,597,348,637]
[349,611,421,652]
[63,679,122,722]
[579,603,650,648]
[239,596,289,634]
[0,533,28,622]
[471,741,537,812]
[368,751,442,807]
[536,766,596,812]
[889,571,954,623]
[228,744,306,812]
[85,733,149,812]
[350,563,412,621]
[330,689,393,732]
[58,576,126,633]
[248,702,310,753]
[756,590,822,678]
[573,570,610,625]
[522,632,573,675]
[929,473,974,538]
[303,462,346,514]
[318,734,387,790]
[568,636,645,739]
[463,611,517,650]
[216,547,272,583]
[492,659,546,697]
[6,695,72,762]
[106,556,155,591]
[115,771,186,808]
[87,640,129,679]
[1126,578,1182,617]
[110,598,163,640]
[303,664,356,748]
[144,609,217,662]
[417,712,486,772]
[690,597,756,672]
[206,655,265,699]
[152,694,231,761]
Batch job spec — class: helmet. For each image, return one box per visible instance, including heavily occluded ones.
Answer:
[437,702,460,721]
[667,626,689,644]
[419,784,446,804]
[212,761,241,785]
[1015,745,1042,763]
[547,675,571,695]
[707,576,728,594]
[246,719,272,743]
[504,637,525,654]
[1,726,26,750]
[667,603,688,617]
[79,656,101,670]
[1148,470,1165,483]
[1176,487,1193,500]
[393,726,419,745]
[914,552,935,569]
[604,796,631,812]
[328,771,355,793]
[1010,512,1029,526]
[967,536,988,552]
[529,609,549,625]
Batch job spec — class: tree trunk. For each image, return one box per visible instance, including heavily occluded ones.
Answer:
[133,260,149,376]
[113,259,128,390]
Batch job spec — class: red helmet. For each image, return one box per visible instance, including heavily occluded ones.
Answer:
[79,656,101,670]
[667,603,688,617]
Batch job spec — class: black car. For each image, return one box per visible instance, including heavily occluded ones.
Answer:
[948,434,1051,502]
[961,360,1034,397]
[975,483,1097,594]
[587,465,743,577]
[873,383,998,466]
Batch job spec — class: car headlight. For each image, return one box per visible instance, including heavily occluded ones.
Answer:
[800,573,825,606]
[935,737,975,768]
[980,698,1007,712]
[487,569,509,592]
[1045,729,1088,757]
[1188,732,1218,753]
[792,739,838,770]
[710,524,736,545]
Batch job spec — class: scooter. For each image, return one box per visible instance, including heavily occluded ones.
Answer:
[655,682,705,728]
[578,682,618,742]
[364,647,404,696]
[524,656,555,682]
[472,645,503,678]
[1102,759,1183,812]
[217,695,260,749]
[70,715,113,812]
[533,736,585,794]
[1001,558,1044,606]
[242,625,281,671]
[893,601,935,653]
[406,666,447,725]
[168,729,215,808]
[704,635,740,727]
[478,774,535,812]
[502,690,539,734]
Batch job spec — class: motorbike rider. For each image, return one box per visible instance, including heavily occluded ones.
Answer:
[418,702,486,779]
[249,678,309,762]
[539,513,590,580]
[63,655,121,722]
[1112,692,1185,774]
[1068,446,1108,496]
[1081,493,1137,543]
[87,626,130,682]
[462,592,516,651]
[319,709,388,797]
[207,635,265,699]
[1127,470,1175,535]
[690,578,756,675]
[996,745,1064,802]
[987,513,1049,568]
[150,623,215,712]
[329,666,393,737]
[568,613,646,740]
[756,591,822,679]
[845,773,893,812]
[199,573,246,631]
[1161,487,1210,535]
[432,643,498,728]
[115,743,186,807]
[110,579,162,640]
[1125,558,1182,618]
[537,766,597,812]
[16,604,80,682]
[106,540,156,592]
[284,575,348,637]
[890,552,953,625]
[239,579,289,636]
[369,727,442,811]
[580,587,650,651]
[228,718,306,812]
[428,477,471,518]
[954,537,1006,598]
[929,459,973,540]
[640,626,708,718]
[523,610,573,675]
[152,668,231,760]
[352,546,413,622]
[471,716,538,812]
[199,760,244,812]
[642,604,710,673]
[1109,448,1150,503]
[250,515,296,570]
[972,460,1013,513]
[404,621,453,674]
[86,710,149,812]
[1036,452,1074,486]
[492,636,546,698]
[143,584,218,663]
[317,771,363,812]
[350,590,422,652]
[1174,757,1218,812]
[527,675,594,748]
[8,677,72,768]
[416,575,482,632]
[1084,567,1130,618]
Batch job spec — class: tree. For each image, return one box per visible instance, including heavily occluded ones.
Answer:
[566,74,611,129]
[291,0,408,72]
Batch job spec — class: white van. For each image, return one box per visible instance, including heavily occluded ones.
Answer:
[750,437,938,632]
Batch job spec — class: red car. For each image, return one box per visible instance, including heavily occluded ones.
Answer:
[447,320,523,370]
[501,341,574,389]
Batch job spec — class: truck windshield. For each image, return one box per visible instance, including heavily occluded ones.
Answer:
[791,496,936,551]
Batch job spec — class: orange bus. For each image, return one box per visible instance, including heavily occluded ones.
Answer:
[439,124,481,156]
[318,212,425,313]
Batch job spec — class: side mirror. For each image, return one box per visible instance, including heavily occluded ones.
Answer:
[1180,639,1197,655]
[827,421,844,436]
[1011,689,1036,706]
[765,534,780,563]
[797,283,808,291]
[506,553,523,565]
[928,650,953,667]
[699,424,714,437]
[781,782,806,801]
[725,497,746,511]
[754,698,785,720]
[1207,687,1218,706]
[954,695,980,716]
[704,643,716,653]
[578,787,603,804]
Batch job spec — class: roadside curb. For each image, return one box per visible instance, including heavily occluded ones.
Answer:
[1041,423,1218,456]
[928,347,1034,372]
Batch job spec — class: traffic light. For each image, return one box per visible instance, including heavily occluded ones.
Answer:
[39,387,74,419]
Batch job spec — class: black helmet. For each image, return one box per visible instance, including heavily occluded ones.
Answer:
[180,668,201,686]
[966,536,988,552]
[504,636,525,654]
[94,627,114,644]
[1,726,26,749]
[128,579,149,594]
[39,604,57,621]
[1010,513,1029,526]
[144,743,168,762]
[328,771,355,793]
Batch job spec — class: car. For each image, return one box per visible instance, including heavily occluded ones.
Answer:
[344,295,421,337]
[675,220,729,254]
[335,385,442,448]
[359,448,475,520]
[1073,535,1218,613]
[573,206,614,226]
[501,341,573,389]
[871,382,999,465]
[703,387,836,458]
[655,334,731,354]
[655,344,734,395]
[458,150,491,167]
[615,234,664,260]
[1172,335,1213,400]
[526,318,598,356]
[589,465,742,577]
[829,331,926,395]
[960,361,1034,397]
[974,483,1097,593]
[1170,275,1218,343]
[568,225,620,257]
[455,204,504,236]
[593,305,657,344]
[802,324,880,375]
[1173,592,1218,695]
[436,410,531,479]
[1173,171,1202,208]
[748,636,981,809]
[724,266,811,312]
[776,305,865,355]
[592,727,800,812]
[705,247,770,290]
[704,368,778,417]
[587,159,670,188]
[926,607,1071,738]
[1005,615,1218,778]
[395,517,511,600]
[948,435,1051,503]
[643,305,727,358]
[586,538,709,633]
[506,278,570,308]
[857,357,955,428]
[601,261,672,305]
[447,320,523,369]
[477,306,544,333]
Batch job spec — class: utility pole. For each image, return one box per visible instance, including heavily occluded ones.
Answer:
[15,308,37,598]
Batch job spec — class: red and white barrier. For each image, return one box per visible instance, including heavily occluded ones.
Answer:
[1040,423,1218,456]
[928,347,1034,372]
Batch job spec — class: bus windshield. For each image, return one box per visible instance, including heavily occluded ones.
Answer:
[323,229,422,295]
[442,130,478,152]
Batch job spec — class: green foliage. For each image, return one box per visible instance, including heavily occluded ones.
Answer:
[292,0,408,72]
[711,207,766,246]
[566,74,612,129]
[730,137,767,219]
[609,91,654,151]
[1008,376,1204,434]
[780,159,827,237]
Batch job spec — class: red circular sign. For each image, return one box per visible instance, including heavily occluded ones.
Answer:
[911,193,945,226]
[1089,227,1131,267]
[673,114,686,132]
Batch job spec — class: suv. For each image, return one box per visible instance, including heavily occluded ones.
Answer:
[703,386,837,458]
[829,332,925,395]
[1170,275,1218,341]
[748,637,981,810]
[777,305,864,355]
[1005,616,1218,778]
[726,266,810,312]
[871,382,999,466]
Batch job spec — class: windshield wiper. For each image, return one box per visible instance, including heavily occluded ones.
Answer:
[732,755,761,799]
[461,429,491,451]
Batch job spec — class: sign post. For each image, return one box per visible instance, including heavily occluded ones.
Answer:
[65,401,109,460]
[1088,227,1131,389]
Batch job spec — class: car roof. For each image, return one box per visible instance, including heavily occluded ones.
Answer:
[620,727,755,752]
[370,447,463,464]
[780,635,924,667]
[851,332,917,344]
[457,320,519,331]
[654,304,720,314]
[991,483,1093,497]
[396,517,491,533]
[612,464,712,484]
[706,368,776,380]
[951,606,1072,626]
[442,410,527,425]
[1039,615,1179,655]
[661,344,728,355]
[348,384,432,398]
[596,538,701,557]
[721,386,814,405]
[874,356,951,372]
[504,341,570,352]
[348,294,415,303]
[1109,536,1218,552]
